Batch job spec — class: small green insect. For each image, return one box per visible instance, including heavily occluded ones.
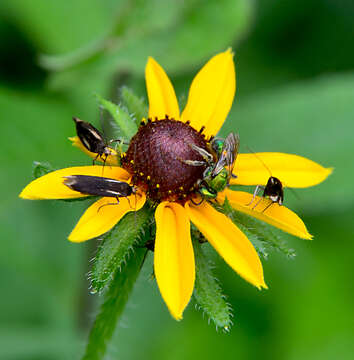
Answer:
[198,167,230,199]
[184,133,240,200]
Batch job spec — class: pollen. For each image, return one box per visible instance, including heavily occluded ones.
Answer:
[121,118,209,203]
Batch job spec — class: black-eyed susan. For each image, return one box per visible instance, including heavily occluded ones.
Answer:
[20,49,332,320]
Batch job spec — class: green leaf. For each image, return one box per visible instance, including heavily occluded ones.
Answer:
[221,199,296,259]
[82,246,148,360]
[96,94,138,140]
[32,161,53,178]
[192,232,233,331]
[3,0,115,54]
[47,0,254,90]
[90,205,154,293]
[120,86,148,126]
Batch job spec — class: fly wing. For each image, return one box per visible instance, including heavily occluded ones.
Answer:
[211,133,240,178]
[63,175,133,197]
[226,133,240,177]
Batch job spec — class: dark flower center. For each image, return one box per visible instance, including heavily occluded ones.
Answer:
[121,118,209,203]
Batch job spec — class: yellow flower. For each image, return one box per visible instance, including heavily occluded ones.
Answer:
[19,49,332,320]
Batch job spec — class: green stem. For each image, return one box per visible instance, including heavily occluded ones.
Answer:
[82,247,147,360]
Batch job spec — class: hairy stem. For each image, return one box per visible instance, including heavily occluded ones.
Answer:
[82,247,147,360]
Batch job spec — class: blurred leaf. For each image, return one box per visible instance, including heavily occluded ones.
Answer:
[192,235,233,331]
[2,0,118,53]
[90,205,153,293]
[39,0,188,70]
[120,86,148,126]
[47,0,254,89]
[0,327,81,359]
[96,93,137,139]
[223,73,354,211]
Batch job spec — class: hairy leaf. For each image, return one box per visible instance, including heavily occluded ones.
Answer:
[90,204,154,293]
[120,86,148,126]
[192,233,233,331]
[96,94,137,140]
[221,199,296,259]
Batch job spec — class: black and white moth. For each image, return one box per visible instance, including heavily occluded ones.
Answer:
[63,175,135,199]
[73,117,115,164]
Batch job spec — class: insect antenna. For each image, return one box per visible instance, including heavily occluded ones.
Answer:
[245,145,289,212]
[245,145,273,176]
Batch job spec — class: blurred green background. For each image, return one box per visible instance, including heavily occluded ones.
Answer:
[1,0,354,359]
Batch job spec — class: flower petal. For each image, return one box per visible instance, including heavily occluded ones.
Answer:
[154,202,194,320]
[69,136,119,166]
[68,192,146,242]
[218,189,312,240]
[185,200,266,289]
[19,166,131,200]
[232,152,333,188]
[181,49,236,137]
[145,57,180,120]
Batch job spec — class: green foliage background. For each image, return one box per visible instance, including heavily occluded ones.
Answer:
[1,0,353,359]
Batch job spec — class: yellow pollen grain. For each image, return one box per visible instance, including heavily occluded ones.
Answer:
[183,194,186,198]
[130,160,134,164]
[179,186,184,190]
[147,175,151,180]
[139,172,144,176]
[156,184,160,188]
[168,190,172,194]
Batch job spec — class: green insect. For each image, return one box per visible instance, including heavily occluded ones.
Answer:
[198,166,230,199]
[185,133,240,200]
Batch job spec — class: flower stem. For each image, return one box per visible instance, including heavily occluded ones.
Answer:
[81,247,148,360]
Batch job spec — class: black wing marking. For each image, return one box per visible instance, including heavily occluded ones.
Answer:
[63,175,133,197]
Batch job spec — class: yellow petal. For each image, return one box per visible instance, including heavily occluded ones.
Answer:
[145,57,180,120]
[185,200,266,289]
[218,189,312,240]
[69,136,118,166]
[181,49,236,137]
[19,166,131,200]
[68,192,146,242]
[154,202,194,320]
[232,152,333,188]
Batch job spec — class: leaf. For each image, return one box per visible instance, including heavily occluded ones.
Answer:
[221,199,296,259]
[32,161,53,178]
[192,231,233,331]
[90,204,154,293]
[3,0,115,53]
[120,86,148,126]
[96,94,138,140]
[47,0,254,89]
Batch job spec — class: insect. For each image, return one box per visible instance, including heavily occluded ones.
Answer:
[248,176,284,212]
[246,150,285,212]
[63,175,136,208]
[195,133,240,200]
[73,117,116,165]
